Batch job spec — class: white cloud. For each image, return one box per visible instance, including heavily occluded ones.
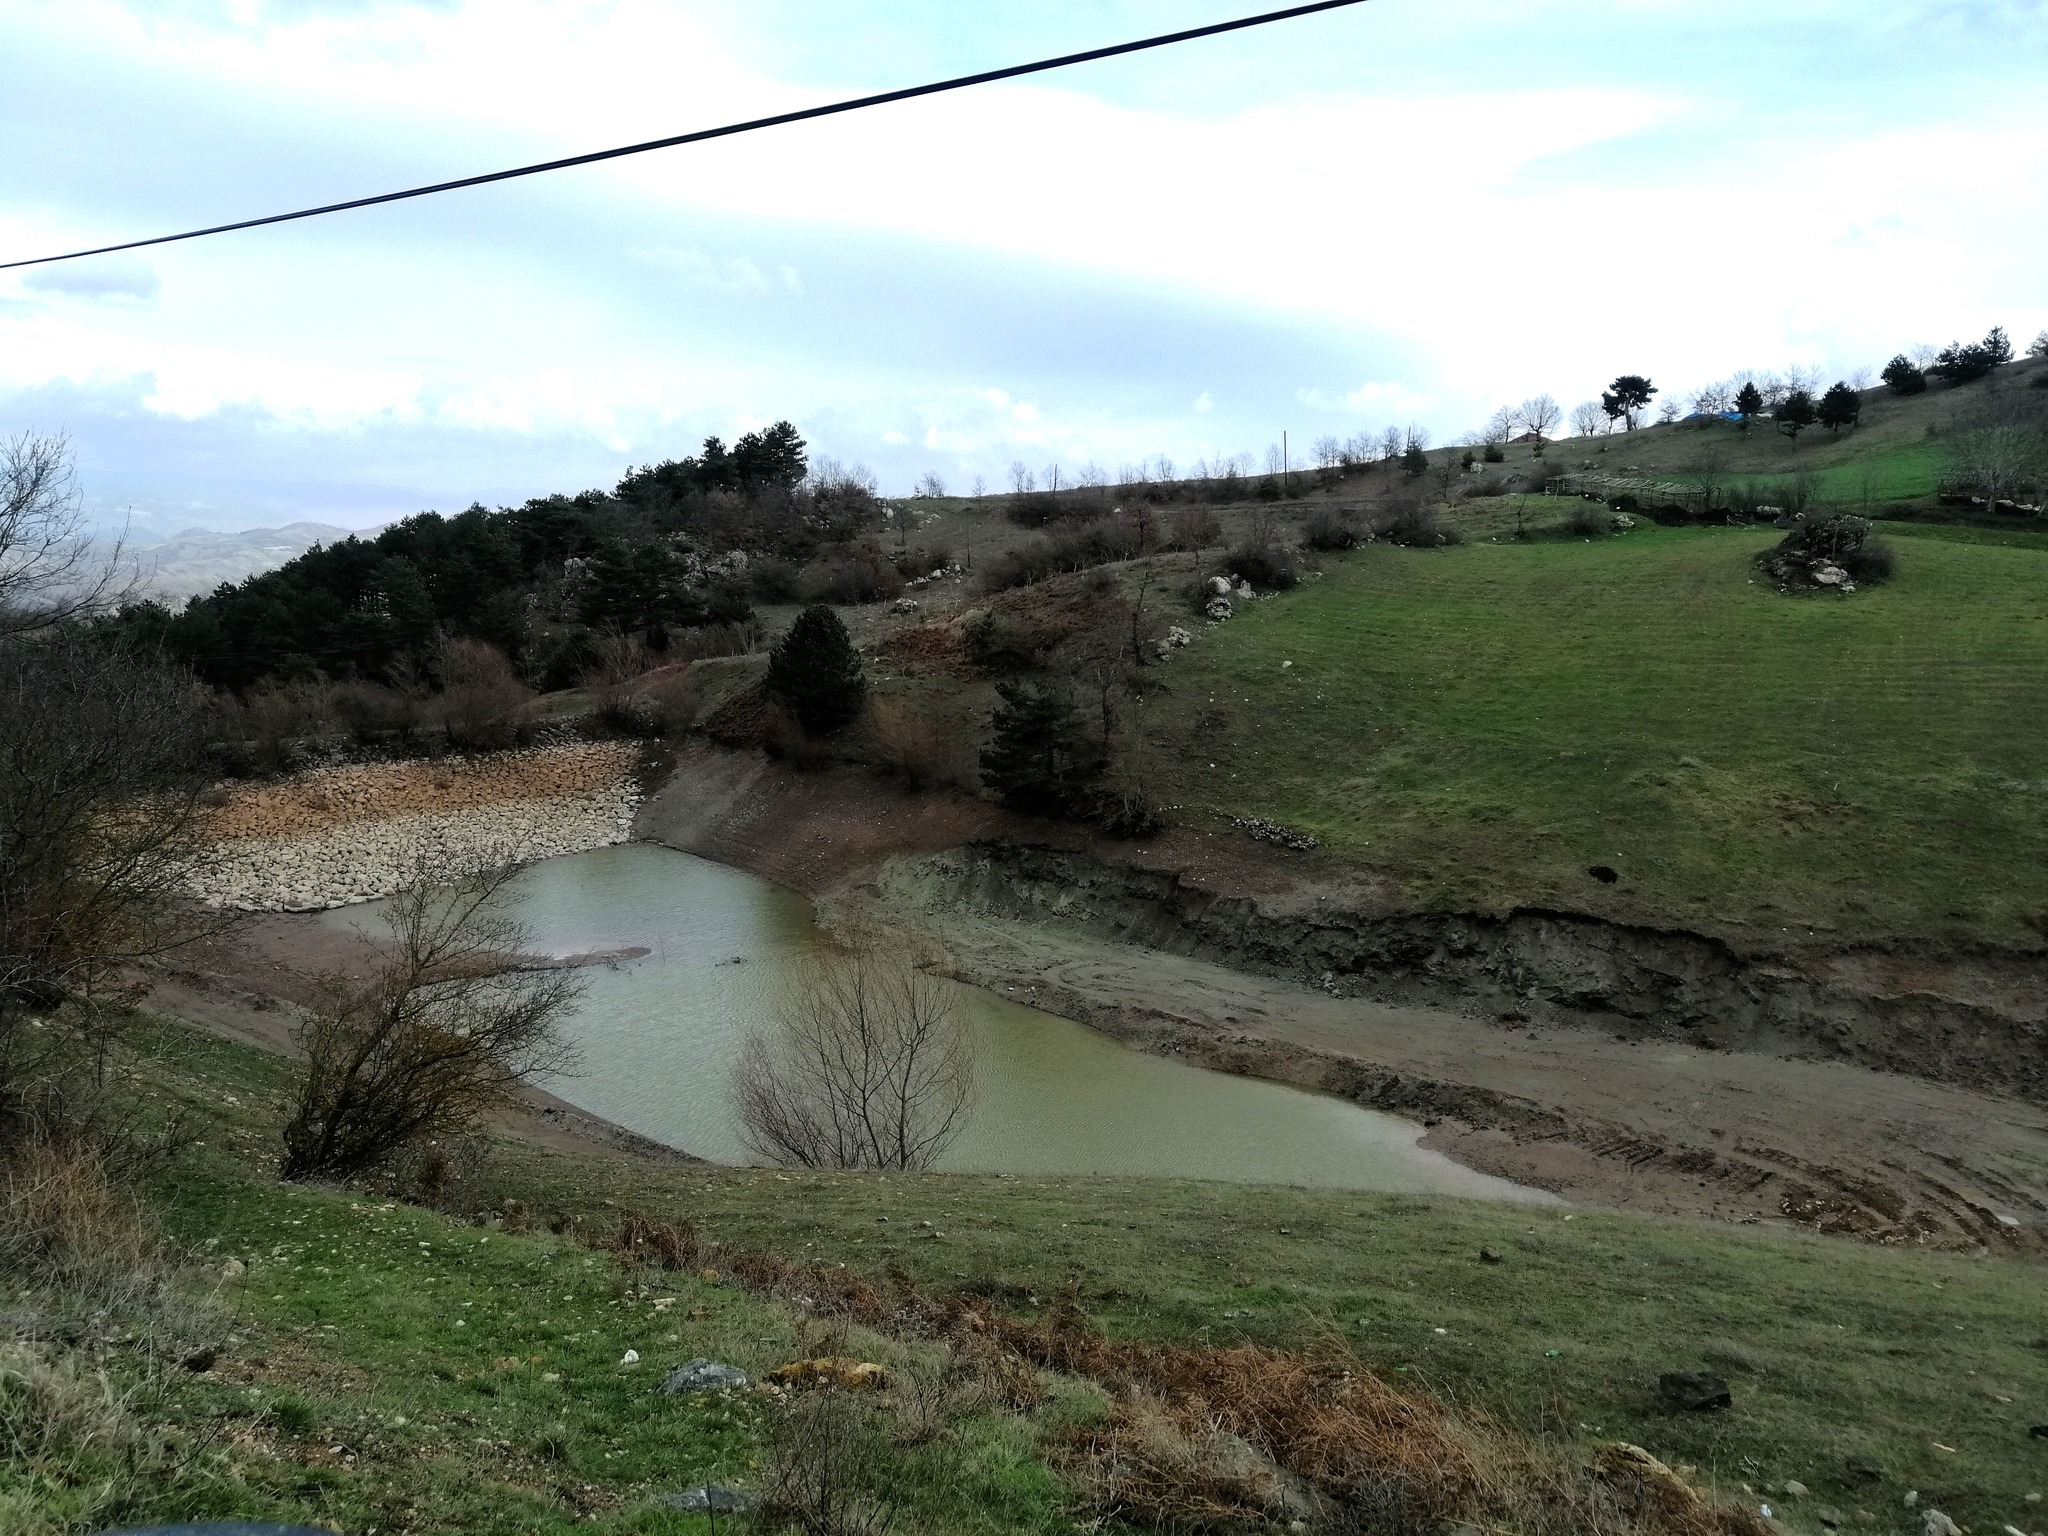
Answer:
[629,246,774,295]
[21,258,160,304]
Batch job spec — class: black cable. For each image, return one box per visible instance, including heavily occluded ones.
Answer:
[2,0,1371,272]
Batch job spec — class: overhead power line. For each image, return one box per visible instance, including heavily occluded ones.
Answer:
[2,0,1371,272]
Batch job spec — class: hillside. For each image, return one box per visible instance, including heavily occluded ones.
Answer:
[17,1015,2043,1536]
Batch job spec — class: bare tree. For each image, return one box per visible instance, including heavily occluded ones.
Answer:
[280,866,583,1181]
[1,639,216,1153]
[1569,400,1606,438]
[734,945,973,1171]
[1378,426,1403,464]
[1944,393,2047,515]
[914,471,946,499]
[1008,462,1035,496]
[971,474,987,501]
[1482,406,1516,447]
[1686,444,1731,518]
[1,433,131,640]
[1514,395,1562,449]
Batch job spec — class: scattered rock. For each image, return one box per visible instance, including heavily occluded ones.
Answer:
[1230,816,1317,852]
[1921,1510,1963,1536]
[1846,1456,1883,1481]
[660,1358,750,1395]
[1479,1248,1503,1264]
[619,1349,640,1369]
[1657,1371,1732,1411]
[1206,597,1234,622]
[1783,1480,1810,1498]
[1816,1507,1845,1529]
[661,1487,752,1514]
[1755,515,1875,595]
[890,597,919,614]
[1611,513,1637,531]
[764,1358,888,1392]
[180,1346,218,1373]
[1206,576,1233,597]
[220,1258,247,1281]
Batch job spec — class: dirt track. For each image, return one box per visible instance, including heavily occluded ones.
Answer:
[637,745,2048,1255]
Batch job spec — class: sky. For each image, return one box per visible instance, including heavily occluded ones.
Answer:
[2,0,2045,532]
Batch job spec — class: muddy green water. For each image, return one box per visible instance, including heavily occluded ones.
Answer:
[322,843,1550,1199]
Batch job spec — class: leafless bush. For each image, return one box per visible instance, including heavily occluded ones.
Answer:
[735,946,973,1171]
[801,545,904,606]
[1299,506,1360,551]
[433,639,533,751]
[280,866,583,1181]
[238,679,336,768]
[330,680,423,745]
[1,639,216,1155]
[869,697,956,790]
[1370,502,1462,548]
[758,1389,900,1536]
[1165,505,1223,550]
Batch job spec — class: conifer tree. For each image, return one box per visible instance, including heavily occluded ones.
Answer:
[978,681,1105,818]
[1816,381,1862,434]
[1776,389,1818,442]
[1880,355,1927,396]
[1734,380,1764,424]
[765,605,866,734]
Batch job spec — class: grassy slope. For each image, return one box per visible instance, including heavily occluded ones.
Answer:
[1138,522,2048,940]
[27,1022,1075,1536]
[88,1018,2048,1536]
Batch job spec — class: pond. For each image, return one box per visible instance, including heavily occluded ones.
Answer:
[321,842,1553,1200]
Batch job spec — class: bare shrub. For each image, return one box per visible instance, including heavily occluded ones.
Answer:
[0,1337,181,1534]
[1299,506,1360,551]
[280,866,583,1182]
[1,640,216,1156]
[758,1389,900,1536]
[1371,502,1463,548]
[1563,503,1610,537]
[433,639,533,751]
[1165,505,1224,551]
[868,697,955,790]
[735,946,973,1171]
[1224,539,1299,591]
[801,545,904,606]
[239,679,335,768]
[330,680,423,745]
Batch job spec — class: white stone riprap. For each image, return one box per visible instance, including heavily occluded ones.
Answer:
[185,742,641,912]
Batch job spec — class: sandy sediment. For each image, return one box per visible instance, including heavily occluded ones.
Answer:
[186,742,641,912]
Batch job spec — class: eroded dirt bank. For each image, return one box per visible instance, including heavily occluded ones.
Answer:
[638,746,2048,1254]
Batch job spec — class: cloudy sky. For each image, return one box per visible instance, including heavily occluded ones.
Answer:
[3,0,2044,531]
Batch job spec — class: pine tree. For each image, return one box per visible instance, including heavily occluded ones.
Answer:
[1880,355,1926,396]
[1400,442,1429,477]
[1601,375,1658,430]
[978,681,1105,818]
[1734,381,1764,423]
[1816,381,1862,434]
[1984,326,2014,367]
[1776,389,1818,442]
[765,605,866,734]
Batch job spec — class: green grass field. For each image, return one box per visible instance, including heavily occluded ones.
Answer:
[1145,523,2048,939]
[54,1019,2044,1536]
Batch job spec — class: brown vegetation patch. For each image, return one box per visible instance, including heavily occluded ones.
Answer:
[873,618,973,677]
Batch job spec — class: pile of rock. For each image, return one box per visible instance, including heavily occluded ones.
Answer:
[186,743,642,912]
[1755,514,1873,594]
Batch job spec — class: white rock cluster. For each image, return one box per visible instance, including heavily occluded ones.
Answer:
[188,780,640,913]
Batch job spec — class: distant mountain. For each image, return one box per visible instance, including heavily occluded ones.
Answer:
[124,522,366,602]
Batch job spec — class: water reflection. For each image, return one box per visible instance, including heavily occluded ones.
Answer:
[322,843,1552,1201]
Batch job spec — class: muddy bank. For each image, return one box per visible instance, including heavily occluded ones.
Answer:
[891,843,2048,1107]
[637,748,2048,1252]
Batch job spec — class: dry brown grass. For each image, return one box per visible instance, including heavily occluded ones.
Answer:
[0,1140,195,1329]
